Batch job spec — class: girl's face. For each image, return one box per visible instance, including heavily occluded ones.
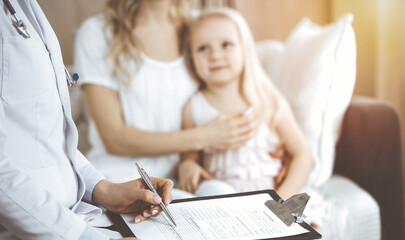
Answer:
[190,16,244,88]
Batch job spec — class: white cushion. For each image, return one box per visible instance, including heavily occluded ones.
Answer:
[256,39,285,80]
[257,14,356,186]
[316,175,380,240]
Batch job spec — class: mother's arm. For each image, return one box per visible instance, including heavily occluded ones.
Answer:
[82,84,258,157]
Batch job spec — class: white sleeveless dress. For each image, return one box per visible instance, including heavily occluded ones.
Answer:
[190,92,330,227]
[191,92,283,191]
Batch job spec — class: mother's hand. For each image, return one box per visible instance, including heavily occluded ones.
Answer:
[201,111,259,150]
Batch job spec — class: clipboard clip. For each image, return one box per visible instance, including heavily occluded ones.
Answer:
[265,193,310,226]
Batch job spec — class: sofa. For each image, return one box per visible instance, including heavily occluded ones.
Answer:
[334,96,404,240]
[70,83,403,240]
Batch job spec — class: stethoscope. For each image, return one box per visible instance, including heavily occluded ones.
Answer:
[2,0,79,87]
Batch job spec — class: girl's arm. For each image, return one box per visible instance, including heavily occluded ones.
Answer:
[178,100,213,193]
[273,104,313,199]
[82,84,258,157]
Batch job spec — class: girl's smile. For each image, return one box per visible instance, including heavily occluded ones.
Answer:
[190,15,244,88]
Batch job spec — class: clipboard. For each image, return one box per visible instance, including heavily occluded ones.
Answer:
[107,190,322,240]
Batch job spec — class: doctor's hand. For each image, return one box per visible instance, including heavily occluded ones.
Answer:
[93,178,173,223]
[200,111,259,150]
[178,160,213,193]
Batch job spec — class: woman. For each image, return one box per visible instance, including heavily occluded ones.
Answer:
[74,0,258,195]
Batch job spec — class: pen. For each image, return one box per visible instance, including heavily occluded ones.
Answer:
[135,163,177,227]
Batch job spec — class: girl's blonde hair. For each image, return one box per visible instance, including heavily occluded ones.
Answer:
[104,0,191,87]
[185,7,287,127]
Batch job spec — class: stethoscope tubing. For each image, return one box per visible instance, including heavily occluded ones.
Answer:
[3,0,30,38]
[2,0,79,86]
[3,0,15,15]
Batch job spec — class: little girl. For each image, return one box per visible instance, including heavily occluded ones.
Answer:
[178,7,329,227]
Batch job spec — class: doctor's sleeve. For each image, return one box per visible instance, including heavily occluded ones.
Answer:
[0,105,108,240]
[75,150,105,203]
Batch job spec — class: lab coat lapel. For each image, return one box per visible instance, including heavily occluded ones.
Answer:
[28,1,86,204]
[29,0,79,165]
[14,0,42,40]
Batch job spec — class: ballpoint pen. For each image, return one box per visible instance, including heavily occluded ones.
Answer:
[135,163,177,227]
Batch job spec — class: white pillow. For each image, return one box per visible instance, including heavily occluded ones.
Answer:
[257,14,356,187]
[256,39,285,80]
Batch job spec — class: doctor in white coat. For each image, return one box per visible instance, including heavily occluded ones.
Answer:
[0,0,174,239]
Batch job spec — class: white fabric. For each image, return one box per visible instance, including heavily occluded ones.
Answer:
[194,180,237,197]
[75,14,197,182]
[0,0,106,239]
[190,92,282,191]
[256,39,285,80]
[95,227,123,239]
[316,175,380,240]
[259,14,357,187]
[171,188,195,199]
[190,92,330,226]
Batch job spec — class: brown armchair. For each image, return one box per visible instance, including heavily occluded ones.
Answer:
[334,96,404,240]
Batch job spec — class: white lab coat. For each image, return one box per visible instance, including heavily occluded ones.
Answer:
[0,0,107,239]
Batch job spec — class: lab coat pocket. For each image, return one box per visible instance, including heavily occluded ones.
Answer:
[28,164,78,208]
[1,36,53,104]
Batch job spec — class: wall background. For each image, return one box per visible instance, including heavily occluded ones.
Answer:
[38,0,384,99]
[38,0,405,215]
[37,0,106,66]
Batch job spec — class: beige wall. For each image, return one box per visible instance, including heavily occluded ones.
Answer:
[235,0,330,41]
[38,0,106,65]
[40,0,330,65]
[330,0,378,97]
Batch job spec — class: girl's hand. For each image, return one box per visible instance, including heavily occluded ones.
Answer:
[178,160,213,193]
[271,148,291,190]
[201,111,259,150]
